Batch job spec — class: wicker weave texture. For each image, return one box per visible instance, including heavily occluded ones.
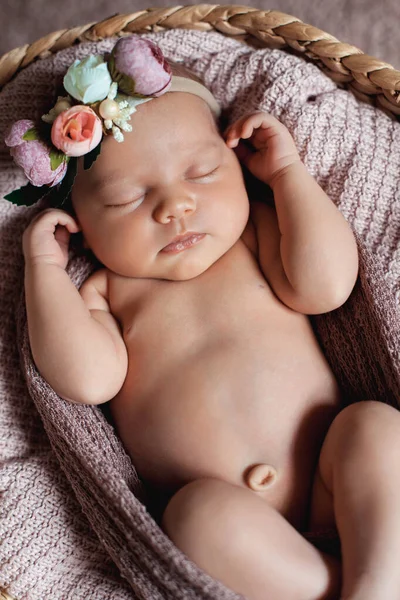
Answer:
[0,4,399,117]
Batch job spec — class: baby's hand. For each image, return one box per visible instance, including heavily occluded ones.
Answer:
[224,112,300,186]
[23,208,80,270]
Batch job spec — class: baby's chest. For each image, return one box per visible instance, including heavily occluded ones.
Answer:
[117,241,279,357]
[111,241,323,402]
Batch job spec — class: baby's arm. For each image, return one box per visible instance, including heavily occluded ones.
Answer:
[23,208,128,405]
[225,113,359,314]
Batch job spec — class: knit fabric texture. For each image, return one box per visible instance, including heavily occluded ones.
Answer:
[1,28,400,600]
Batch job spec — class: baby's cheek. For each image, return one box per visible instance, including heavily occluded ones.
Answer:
[211,190,248,243]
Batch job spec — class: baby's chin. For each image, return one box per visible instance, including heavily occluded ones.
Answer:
[160,265,211,282]
[155,244,229,281]
[152,258,218,282]
[115,253,221,281]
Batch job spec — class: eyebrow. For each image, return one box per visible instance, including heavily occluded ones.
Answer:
[185,140,221,153]
[92,175,131,190]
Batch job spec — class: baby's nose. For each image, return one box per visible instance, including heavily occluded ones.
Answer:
[153,193,196,223]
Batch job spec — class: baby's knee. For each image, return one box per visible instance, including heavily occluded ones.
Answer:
[162,477,276,560]
[162,478,243,552]
[329,400,400,446]
[320,401,400,481]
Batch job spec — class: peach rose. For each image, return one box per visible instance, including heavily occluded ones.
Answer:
[51,105,103,157]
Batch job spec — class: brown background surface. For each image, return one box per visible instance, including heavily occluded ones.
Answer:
[1,0,399,67]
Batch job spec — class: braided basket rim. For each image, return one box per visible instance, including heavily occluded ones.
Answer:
[0,4,399,118]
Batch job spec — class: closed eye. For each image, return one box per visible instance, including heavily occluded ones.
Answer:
[188,166,220,181]
[105,196,145,209]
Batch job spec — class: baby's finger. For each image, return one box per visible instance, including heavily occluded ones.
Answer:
[225,123,253,148]
[240,120,257,140]
[223,117,246,136]
[62,216,80,234]
[51,210,80,233]
[240,113,279,138]
[223,125,241,147]
[35,209,80,234]
[226,136,239,148]
[225,113,267,146]
[54,224,71,248]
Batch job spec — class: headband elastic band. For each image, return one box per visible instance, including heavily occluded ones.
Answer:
[169,76,221,118]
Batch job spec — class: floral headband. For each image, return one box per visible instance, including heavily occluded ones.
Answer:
[3,35,221,208]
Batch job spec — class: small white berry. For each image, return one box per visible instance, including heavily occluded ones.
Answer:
[99,98,120,120]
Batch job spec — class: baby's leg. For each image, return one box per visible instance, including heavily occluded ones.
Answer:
[162,478,340,600]
[311,400,400,600]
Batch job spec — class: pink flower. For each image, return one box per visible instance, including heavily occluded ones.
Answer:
[51,105,103,157]
[110,35,172,97]
[4,119,67,187]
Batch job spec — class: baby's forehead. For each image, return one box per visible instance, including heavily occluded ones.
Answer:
[74,95,222,186]
[109,106,220,154]
[134,91,220,132]
[75,125,221,187]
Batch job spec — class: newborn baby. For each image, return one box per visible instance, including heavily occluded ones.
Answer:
[21,62,400,600]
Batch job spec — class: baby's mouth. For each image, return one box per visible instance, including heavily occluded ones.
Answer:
[161,233,206,253]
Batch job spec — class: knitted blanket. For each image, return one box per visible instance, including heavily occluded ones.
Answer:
[1,28,400,600]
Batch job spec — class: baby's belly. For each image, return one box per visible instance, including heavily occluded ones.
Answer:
[111,315,341,528]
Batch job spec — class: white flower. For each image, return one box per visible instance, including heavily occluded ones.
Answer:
[63,55,112,104]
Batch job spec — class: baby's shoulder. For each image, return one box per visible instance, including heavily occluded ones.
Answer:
[81,266,108,290]
[241,208,258,257]
[241,201,277,257]
[79,267,110,308]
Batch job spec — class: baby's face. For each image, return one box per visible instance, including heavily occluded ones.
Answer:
[72,92,249,280]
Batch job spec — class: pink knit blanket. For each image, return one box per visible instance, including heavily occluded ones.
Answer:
[1,29,400,600]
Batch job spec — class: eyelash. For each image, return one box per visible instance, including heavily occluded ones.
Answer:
[189,166,220,181]
[106,197,145,210]
[106,166,220,209]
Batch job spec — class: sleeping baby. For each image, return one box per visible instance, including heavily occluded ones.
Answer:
[10,36,400,600]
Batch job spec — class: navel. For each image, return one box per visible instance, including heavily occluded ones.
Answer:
[244,463,278,491]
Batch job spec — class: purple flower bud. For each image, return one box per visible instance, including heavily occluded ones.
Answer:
[109,35,172,97]
[4,119,34,147]
[5,120,67,187]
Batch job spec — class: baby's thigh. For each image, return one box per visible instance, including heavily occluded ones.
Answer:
[162,478,340,600]
[309,466,336,533]
[309,400,400,531]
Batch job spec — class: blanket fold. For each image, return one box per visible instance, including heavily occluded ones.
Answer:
[1,28,400,600]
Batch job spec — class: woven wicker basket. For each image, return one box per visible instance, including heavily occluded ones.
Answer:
[0,4,399,600]
[1,4,400,117]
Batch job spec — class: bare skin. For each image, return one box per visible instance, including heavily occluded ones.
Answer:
[22,92,400,599]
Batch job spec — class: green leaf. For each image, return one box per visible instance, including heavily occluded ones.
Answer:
[22,127,39,141]
[84,142,102,171]
[49,149,67,171]
[48,157,78,208]
[4,182,48,206]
